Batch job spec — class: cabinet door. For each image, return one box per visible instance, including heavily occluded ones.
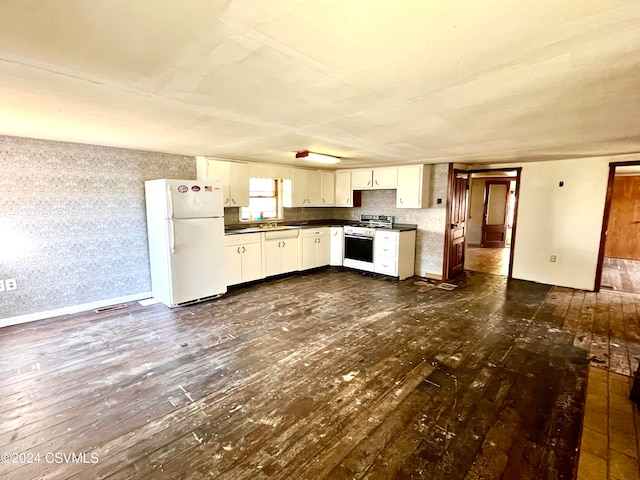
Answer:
[306,170,322,206]
[302,236,318,270]
[396,165,421,208]
[291,169,308,207]
[264,240,282,277]
[330,227,344,265]
[351,170,373,189]
[204,160,231,206]
[280,238,299,273]
[373,167,398,188]
[334,171,352,207]
[225,245,243,286]
[317,236,331,266]
[241,242,263,283]
[229,162,249,207]
[320,171,335,206]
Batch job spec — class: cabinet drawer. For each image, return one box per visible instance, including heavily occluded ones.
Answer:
[302,227,329,238]
[225,232,261,246]
[375,258,397,275]
[375,240,398,258]
[376,231,398,243]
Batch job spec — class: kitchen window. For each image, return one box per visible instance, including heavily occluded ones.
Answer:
[240,177,283,221]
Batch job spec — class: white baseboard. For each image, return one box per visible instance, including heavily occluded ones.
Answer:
[0,292,153,329]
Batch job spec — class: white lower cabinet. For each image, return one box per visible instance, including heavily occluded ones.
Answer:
[264,230,300,277]
[330,227,344,266]
[302,227,330,270]
[374,230,416,280]
[224,233,263,286]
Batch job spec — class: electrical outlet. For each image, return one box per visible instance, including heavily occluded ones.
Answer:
[550,255,557,263]
[5,278,17,290]
[0,280,4,292]
[405,214,410,221]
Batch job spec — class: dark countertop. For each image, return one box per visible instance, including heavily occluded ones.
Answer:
[225,219,417,234]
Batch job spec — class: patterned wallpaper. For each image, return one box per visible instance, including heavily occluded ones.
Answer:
[0,135,194,319]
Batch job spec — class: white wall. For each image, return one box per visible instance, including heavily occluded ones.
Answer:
[474,157,616,290]
[467,178,486,245]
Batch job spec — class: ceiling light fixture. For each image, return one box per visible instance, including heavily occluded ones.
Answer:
[295,150,341,164]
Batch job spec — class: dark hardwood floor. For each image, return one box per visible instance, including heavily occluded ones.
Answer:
[0,269,590,479]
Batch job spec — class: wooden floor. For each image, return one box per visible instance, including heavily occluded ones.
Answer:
[601,257,640,295]
[465,246,510,277]
[0,269,601,479]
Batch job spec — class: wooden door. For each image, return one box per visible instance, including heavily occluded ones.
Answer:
[604,175,640,259]
[481,181,510,247]
[447,169,468,278]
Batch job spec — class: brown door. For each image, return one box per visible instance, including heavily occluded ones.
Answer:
[481,180,510,248]
[447,169,468,278]
[604,175,640,259]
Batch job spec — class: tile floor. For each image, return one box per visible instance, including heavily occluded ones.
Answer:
[578,367,640,480]
[601,257,640,295]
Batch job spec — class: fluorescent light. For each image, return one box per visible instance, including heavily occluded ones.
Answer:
[295,150,341,164]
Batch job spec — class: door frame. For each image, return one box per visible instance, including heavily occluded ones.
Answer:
[443,165,469,279]
[453,167,521,280]
[594,160,640,291]
[481,180,512,248]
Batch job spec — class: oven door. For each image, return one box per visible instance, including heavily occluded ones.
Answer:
[344,234,374,263]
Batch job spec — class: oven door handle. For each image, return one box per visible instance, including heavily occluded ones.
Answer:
[345,234,374,240]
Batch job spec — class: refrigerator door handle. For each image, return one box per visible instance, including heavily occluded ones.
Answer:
[169,219,176,254]
[167,184,174,219]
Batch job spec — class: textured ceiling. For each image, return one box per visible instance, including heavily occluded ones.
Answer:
[0,0,639,168]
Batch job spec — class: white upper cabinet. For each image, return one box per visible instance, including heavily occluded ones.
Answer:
[351,170,374,189]
[396,165,431,209]
[373,168,398,188]
[334,171,352,207]
[196,157,249,207]
[320,171,335,206]
[290,168,328,207]
[350,167,398,189]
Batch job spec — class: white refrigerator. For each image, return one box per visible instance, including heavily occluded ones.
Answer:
[144,179,227,307]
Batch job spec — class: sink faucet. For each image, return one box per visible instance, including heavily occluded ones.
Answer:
[268,221,278,227]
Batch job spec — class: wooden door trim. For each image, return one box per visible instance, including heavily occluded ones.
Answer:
[443,163,454,280]
[594,161,640,291]
[509,168,522,280]
[466,167,521,280]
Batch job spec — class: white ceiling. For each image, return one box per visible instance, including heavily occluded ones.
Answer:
[0,0,639,168]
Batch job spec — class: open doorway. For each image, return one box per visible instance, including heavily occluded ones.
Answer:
[464,169,520,277]
[596,162,640,293]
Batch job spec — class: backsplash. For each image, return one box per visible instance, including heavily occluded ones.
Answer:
[224,206,334,225]
[0,135,194,320]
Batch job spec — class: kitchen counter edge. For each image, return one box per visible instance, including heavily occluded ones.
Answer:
[225,221,417,235]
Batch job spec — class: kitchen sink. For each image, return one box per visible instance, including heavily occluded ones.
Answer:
[258,225,298,230]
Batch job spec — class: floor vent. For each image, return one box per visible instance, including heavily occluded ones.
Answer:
[94,303,128,313]
[436,282,457,291]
